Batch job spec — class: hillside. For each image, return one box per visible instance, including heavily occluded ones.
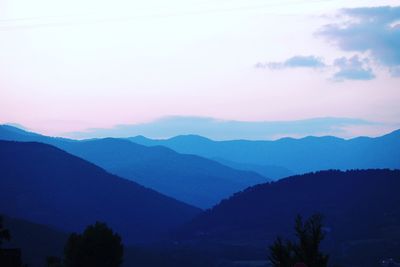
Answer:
[129,131,400,177]
[1,215,217,267]
[2,215,69,267]
[211,158,293,181]
[176,169,400,267]
[0,125,268,208]
[0,140,201,244]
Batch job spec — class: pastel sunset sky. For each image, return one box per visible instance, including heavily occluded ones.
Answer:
[1,0,399,139]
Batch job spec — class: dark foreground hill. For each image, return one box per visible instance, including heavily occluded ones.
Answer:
[0,141,201,244]
[0,125,268,208]
[1,214,218,267]
[2,215,68,267]
[176,169,400,267]
[129,131,400,178]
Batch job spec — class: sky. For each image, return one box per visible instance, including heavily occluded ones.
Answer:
[0,0,399,139]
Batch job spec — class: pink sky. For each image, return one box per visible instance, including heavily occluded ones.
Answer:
[1,0,399,137]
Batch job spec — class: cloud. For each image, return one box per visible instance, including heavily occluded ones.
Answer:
[64,116,379,140]
[256,54,375,81]
[260,7,400,80]
[256,55,326,69]
[389,66,400,77]
[318,6,400,76]
[332,55,375,81]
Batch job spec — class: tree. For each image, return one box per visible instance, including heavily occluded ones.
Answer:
[268,214,329,267]
[64,222,123,267]
[269,237,296,267]
[293,214,329,267]
[47,256,62,267]
[0,215,11,248]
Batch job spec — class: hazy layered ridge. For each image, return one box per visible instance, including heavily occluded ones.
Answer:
[130,130,400,177]
[0,125,268,208]
[0,140,201,244]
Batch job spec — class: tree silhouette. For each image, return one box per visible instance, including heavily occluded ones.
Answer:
[269,214,329,267]
[293,214,329,267]
[64,222,123,267]
[0,215,11,248]
[46,256,62,267]
[269,237,296,267]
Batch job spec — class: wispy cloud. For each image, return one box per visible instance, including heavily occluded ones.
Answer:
[318,6,400,76]
[256,54,375,81]
[256,55,326,69]
[332,55,375,81]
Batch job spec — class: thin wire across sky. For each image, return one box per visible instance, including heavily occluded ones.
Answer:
[0,0,363,30]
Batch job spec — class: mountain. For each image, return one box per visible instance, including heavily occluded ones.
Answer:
[58,139,268,209]
[129,131,400,177]
[2,215,217,267]
[0,140,201,244]
[211,158,294,181]
[3,213,263,267]
[2,215,69,267]
[129,135,294,180]
[66,116,376,140]
[0,125,268,208]
[176,169,400,267]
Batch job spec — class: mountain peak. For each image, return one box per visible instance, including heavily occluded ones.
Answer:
[384,128,400,137]
[1,124,29,133]
[168,134,212,142]
[131,135,151,141]
[0,124,42,139]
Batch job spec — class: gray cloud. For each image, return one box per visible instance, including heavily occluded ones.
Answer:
[257,6,400,80]
[256,54,375,81]
[256,55,326,69]
[318,6,400,75]
[389,66,400,77]
[332,55,375,81]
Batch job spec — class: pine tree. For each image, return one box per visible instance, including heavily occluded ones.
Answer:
[0,216,11,248]
[268,213,329,267]
[64,222,123,267]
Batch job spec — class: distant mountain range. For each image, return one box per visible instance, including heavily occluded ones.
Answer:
[129,130,400,178]
[3,124,400,267]
[2,151,400,267]
[0,140,201,244]
[176,169,400,267]
[209,157,294,180]
[0,125,268,208]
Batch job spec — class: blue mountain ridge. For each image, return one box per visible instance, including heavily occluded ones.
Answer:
[0,140,201,244]
[0,125,268,208]
[129,129,400,177]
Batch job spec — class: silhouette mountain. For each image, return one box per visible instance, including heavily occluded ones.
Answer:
[176,169,400,266]
[0,140,201,244]
[2,214,219,267]
[129,131,400,177]
[0,125,268,208]
[2,215,68,267]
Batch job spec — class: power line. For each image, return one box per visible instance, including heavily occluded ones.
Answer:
[0,0,337,22]
[0,0,354,31]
